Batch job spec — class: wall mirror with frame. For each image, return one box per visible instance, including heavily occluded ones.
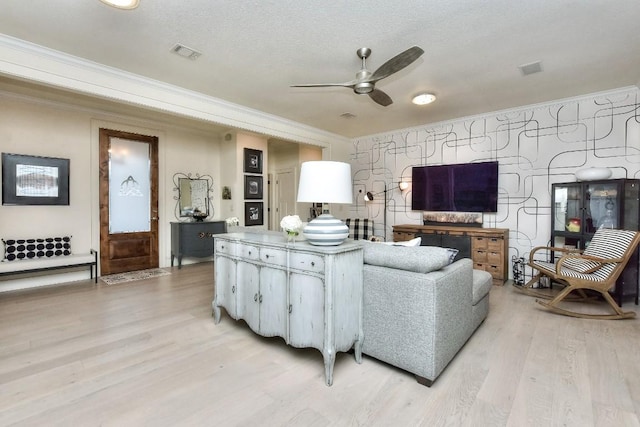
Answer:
[173,173,213,221]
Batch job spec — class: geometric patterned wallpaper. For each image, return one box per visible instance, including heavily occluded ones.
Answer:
[348,86,640,279]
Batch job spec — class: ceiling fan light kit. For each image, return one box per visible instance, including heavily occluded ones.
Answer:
[291,46,424,107]
[99,0,140,9]
[412,93,437,105]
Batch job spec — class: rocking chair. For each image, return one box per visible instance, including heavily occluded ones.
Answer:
[518,228,640,320]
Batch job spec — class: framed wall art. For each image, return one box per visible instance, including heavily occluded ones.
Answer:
[2,153,70,205]
[244,201,264,226]
[222,186,232,200]
[243,148,263,174]
[244,175,263,199]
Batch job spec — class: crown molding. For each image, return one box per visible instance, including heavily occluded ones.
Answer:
[0,34,346,147]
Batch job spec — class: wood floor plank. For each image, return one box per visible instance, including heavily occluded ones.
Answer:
[1,263,639,426]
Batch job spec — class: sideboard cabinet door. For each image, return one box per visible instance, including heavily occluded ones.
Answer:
[258,266,288,337]
[237,261,260,332]
[288,272,325,349]
[213,255,237,323]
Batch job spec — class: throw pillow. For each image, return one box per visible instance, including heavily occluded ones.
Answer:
[381,237,422,247]
[445,248,459,264]
[2,236,72,261]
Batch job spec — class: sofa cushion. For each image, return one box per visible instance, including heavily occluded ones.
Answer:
[472,269,492,305]
[362,241,452,273]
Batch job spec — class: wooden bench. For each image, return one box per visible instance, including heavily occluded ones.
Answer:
[0,249,98,283]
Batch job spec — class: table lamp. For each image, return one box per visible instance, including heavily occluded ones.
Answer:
[297,161,353,245]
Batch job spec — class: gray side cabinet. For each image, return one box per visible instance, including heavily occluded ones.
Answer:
[212,233,364,386]
[171,221,226,268]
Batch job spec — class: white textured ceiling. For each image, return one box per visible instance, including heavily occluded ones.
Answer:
[1,0,639,138]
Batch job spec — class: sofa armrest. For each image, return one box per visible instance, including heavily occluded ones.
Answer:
[362,258,474,382]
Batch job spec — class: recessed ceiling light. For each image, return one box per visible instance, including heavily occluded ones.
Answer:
[412,93,437,105]
[99,0,140,10]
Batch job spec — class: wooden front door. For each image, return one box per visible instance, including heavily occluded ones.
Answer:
[99,128,159,275]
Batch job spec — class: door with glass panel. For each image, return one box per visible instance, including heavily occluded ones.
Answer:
[99,128,159,275]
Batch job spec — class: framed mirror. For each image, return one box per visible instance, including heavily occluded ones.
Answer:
[173,173,213,221]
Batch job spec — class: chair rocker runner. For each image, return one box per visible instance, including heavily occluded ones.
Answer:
[516,228,640,320]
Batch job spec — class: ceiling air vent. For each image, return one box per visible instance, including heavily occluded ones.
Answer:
[171,44,202,60]
[518,61,543,76]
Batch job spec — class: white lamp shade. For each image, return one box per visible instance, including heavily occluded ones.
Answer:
[296,161,352,245]
[297,161,353,204]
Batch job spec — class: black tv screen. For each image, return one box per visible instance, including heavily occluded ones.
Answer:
[411,161,499,213]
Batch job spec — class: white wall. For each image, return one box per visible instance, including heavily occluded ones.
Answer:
[348,86,640,280]
[0,92,223,291]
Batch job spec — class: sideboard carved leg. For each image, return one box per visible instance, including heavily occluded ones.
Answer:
[212,300,221,324]
[323,349,336,386]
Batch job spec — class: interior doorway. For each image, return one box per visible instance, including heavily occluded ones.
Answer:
[275,168,296,221]
[98,128,159,275]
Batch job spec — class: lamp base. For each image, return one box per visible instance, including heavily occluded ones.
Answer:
[303,214,349,246]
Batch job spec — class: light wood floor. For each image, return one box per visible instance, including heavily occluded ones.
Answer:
[1,263,639,427]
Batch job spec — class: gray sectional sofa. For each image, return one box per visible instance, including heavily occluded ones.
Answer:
[360,242,492,386]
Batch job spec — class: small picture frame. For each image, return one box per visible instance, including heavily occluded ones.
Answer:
[222,186,232,200]
[244,175,263,199]
[244,202,264,226]
[243,148,263,174]
[2,153,70,206]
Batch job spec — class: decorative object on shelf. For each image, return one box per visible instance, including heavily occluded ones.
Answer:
[2,153,70,206]
[422,211,483,225]
[192,210,208,222]
[173,172,213,221]
[280,214,303,242]
[297,161,353,246]
[575,167,612,181]
[566,217,581,232]
[243,148,263,174]
[244,202,264,226]
[244,175,263,199]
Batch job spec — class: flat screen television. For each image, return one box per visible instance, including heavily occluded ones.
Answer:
[411,161,498,213]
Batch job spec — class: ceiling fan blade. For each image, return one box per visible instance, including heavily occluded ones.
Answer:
[369,46,424,82]
[290,80,356,89]
[369,89,393,106]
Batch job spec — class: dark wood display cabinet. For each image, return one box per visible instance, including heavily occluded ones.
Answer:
[551,179,640,305]
[171,221,226,268]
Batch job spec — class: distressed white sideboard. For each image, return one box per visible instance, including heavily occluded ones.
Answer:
[212,232,363,386]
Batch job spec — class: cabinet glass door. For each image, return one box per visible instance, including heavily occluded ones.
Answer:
[553,184,581,232]
[586,182,619,232]
[623,181,640,230]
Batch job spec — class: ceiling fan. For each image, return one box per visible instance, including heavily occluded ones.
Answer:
[291,46,424,107]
